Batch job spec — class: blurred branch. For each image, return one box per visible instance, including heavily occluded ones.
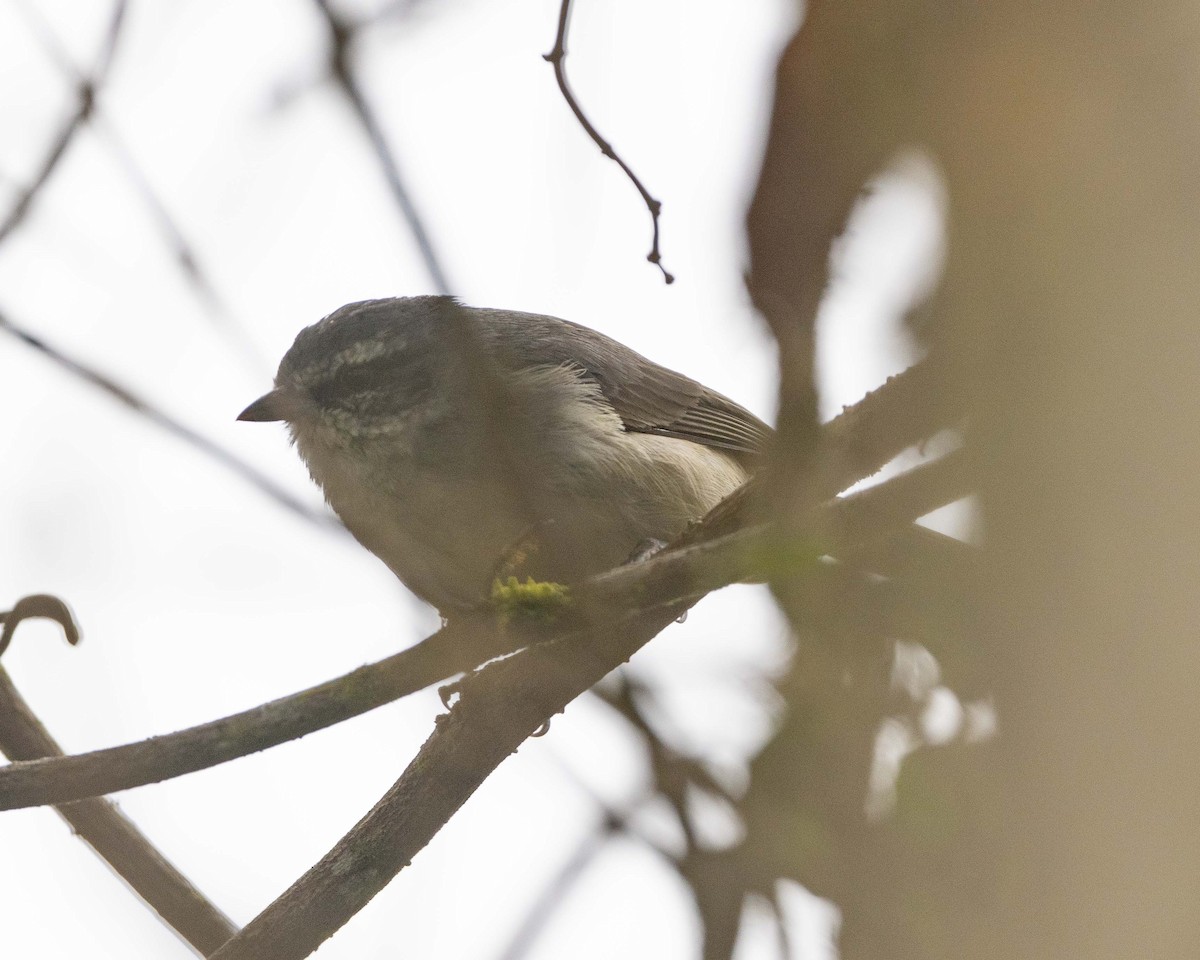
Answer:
[0,358,958,812]
[494,818,615,960]
[12,0,265,372]
[819,356,951,497]
[830,447,970,549]
[311,0,454,294]
[0,308,336,528]
[495,787,679,960]
[543,0,673,284]
[0,597,236,957]
[593,673,735,848]
[0,0,126,246]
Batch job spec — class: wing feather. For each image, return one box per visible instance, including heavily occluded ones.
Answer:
[473,306,771,461]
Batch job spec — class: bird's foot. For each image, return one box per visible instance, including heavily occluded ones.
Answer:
[625,537,668,565]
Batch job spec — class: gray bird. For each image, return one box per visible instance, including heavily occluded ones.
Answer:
[239,296,770,614]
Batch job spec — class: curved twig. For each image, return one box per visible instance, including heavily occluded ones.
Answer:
[0,596,236,956]
[0,593,80,658]
[543,0,673,284]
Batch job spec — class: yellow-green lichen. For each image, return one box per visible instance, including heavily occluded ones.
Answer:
[490,576,571,623]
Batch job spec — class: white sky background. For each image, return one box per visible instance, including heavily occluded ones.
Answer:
[0,0,946,957]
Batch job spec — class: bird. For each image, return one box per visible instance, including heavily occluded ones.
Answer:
[238,296,770,615]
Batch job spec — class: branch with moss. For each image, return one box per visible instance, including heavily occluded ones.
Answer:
[207,430,968,960]
[0,358,955,813]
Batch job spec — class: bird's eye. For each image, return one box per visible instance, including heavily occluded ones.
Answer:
[310,348,436,415]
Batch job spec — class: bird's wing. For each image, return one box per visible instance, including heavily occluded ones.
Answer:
[480,309,772,458]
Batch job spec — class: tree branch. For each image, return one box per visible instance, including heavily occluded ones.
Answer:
[207,444,969,959]
[311,0,454,295]
[0,357,957,812]
[0,308,335,529]
[543,0,673,283]
[0,620,510,811]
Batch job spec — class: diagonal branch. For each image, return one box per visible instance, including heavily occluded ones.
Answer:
[311,0,454,295]
[0,308,335,529]
[208,438,966,960]
[543,0,673,284]
[494,817,616,960]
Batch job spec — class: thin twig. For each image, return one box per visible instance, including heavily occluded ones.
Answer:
[312,0,454,295]
[494,822,613,960]
[101,121,267,372]
[0,0,126,246]
[0,308,336,529]
[0,603,236,957]
[543,0,673,284]
[492,785,681,960]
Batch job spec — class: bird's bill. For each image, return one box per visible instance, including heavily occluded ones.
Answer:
[237,387,302,422]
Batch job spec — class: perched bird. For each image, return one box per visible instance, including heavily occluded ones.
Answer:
[239,296,770,614]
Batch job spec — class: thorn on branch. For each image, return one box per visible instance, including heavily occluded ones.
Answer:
[544,0,674,284]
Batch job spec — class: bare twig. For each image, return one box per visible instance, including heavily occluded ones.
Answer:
[0,308,336,528]
[311,0,454,295]
[0,597,236,957]
[0,0,126,246]
[100,123,266,372]
[592,673,733,849]
[543,0,673,284]
[828,447,971,551]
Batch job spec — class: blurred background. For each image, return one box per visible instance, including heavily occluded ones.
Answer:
[0,1,948,956]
